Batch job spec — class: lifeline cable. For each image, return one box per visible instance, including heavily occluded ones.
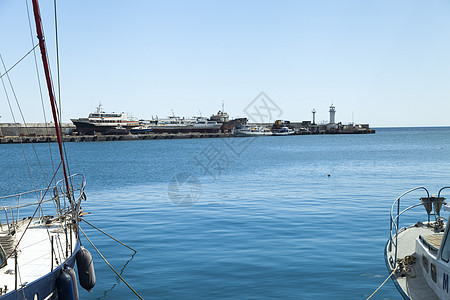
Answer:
[79,226,144,300]
[80,218,137,252]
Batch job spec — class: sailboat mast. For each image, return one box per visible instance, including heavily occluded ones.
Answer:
[31,0,71,198]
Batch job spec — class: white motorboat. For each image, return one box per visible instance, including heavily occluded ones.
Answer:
[385,187,450,299]
[272,126,295,136]
[234,125,273,137]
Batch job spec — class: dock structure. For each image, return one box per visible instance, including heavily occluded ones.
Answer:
[249,121,375,135]
[0,131,233,144]
[0,122,75,137]
[292,122,375,134]
[250,103,375,135]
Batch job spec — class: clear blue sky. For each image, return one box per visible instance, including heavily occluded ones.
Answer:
[1,0,450,126]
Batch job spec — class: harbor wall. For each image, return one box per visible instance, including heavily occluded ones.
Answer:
[0,121,375,144]
[0,123,75,137]
[0,132,233,144]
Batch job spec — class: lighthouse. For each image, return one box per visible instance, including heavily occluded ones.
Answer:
[329,104,336,124]
[311,109,316,125]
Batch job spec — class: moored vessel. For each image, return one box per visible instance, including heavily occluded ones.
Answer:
[129,125,153,134]
[71,104,139,134]
[272,126,295,136]
[209,109,229,123]
[234,125,273,136]
[0,176,90,299]
[385,187,450,299]
[0,1,96,298]
[190,117,222,132]
[134,116,222,133]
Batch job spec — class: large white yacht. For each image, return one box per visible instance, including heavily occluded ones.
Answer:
[71,104,139,134]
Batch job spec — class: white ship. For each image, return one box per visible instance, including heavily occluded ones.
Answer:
[132,116,222,134]
[272,127,295,136]
[234,125,273,136]
[71,104,139,134]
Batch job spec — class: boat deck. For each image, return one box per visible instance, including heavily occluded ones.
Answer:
[386,224,440,300]
[0,219,77,295]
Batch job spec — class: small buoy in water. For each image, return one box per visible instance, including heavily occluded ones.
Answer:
[76,246,96,291]
[56,269,75,300]
[327,173,331,177]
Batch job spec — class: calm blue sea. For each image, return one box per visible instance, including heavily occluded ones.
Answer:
[2,127,450,299]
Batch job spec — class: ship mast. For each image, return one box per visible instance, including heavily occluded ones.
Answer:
[31,0,71,202]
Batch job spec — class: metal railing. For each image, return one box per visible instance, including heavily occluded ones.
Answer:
[388,187,430,269]
[438,187,450,202]
[388,186,450,270]
[0,174,86,234]
[0,174,85,291]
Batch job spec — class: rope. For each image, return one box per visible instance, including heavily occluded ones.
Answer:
[366,268,397,300]
[80,218,137,252]
[367,255,416,299]
[79,226,144,300]
[15,252,26,299]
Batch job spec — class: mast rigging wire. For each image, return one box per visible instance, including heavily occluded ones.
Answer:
[0,54,51,192]
[80,218,137,252]
[54,0,62,122]
[52,0,73,188]
[0,44,39,80]
[25,0,56,173]
[31,0,72,203]
[0,54,46,205]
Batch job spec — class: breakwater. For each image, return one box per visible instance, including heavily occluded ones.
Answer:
[0,123,75,136]
[0,132,233,144]
[0,129,375,144]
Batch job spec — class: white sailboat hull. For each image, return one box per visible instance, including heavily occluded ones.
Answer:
[0,221,80,300]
